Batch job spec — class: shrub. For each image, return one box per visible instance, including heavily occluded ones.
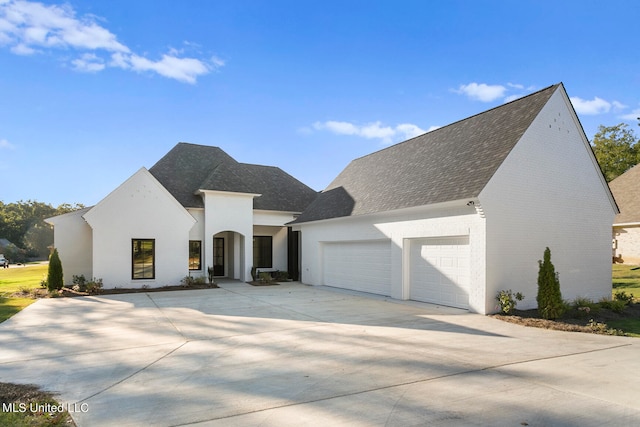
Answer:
[181,275,206,287]
[259,272,272,282]
[496,289,524,314]
[85,278,103,294]
[572,297,600,318]
[599,298,627,314]
[614,290,634,305]
[207,266,215,284]
[273,270,289,281]
[536,247,564,319]
[588,319,625,336]
[72,274,87,292]
[47,249,64,292]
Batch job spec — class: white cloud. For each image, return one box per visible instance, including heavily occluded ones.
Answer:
[454,82,506,102]
[128,53,210,84]
[313,120,429,144]
[612,101,627,112]
[0,0,222,83]
[620,108,640,121]
[72,52,104,72]
[0,138,15,150]
[503,94,524,103]
[570,96,611,115]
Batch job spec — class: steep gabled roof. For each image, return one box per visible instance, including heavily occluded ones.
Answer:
[293,84,560,224]
[610,163,640,224]
[149,143,317,212]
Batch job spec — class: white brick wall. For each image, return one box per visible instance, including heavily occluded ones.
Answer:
[83,168,196,288]
[479,89,617,311]
[614,225,640,264]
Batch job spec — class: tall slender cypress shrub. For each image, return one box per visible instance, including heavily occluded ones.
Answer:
[47,248,64,292]
[536,247,564,319]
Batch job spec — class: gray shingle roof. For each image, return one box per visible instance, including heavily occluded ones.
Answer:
[610,163,640,224]
[293,84,560,224]
[149,143,317,212]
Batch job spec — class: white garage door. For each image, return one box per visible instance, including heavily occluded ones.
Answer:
[323,240,391,296]
[410,236,470,309]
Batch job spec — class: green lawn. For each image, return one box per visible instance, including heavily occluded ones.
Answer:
[610,264,640,337]
[612,264,640,299]
[0,264,48,323]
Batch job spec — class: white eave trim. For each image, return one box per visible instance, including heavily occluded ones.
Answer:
[195,189,262,198]
[613,222,640,227]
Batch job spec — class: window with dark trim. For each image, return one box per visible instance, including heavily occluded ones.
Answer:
[132,239,155,279]
[189,240,202,270]
[253,236,272,268]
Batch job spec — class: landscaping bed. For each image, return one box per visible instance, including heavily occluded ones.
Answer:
[491,300,640,336]
[0,382,75,426]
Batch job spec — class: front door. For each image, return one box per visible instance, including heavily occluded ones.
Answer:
[213,237,225,276]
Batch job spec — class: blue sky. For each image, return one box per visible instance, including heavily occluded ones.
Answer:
[1,0,638,206]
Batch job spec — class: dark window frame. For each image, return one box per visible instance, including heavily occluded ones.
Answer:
[132,239,155,279]
[253,236,273,268]
[189,240,202,270]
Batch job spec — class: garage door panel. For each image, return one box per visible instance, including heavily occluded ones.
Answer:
[323,241,391,296]
[410,236,470,309]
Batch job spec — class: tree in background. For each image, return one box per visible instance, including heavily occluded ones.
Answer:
[536,247,564,320]
[47,248,64,291]
[591,123,639,182]
[0,201,84,259]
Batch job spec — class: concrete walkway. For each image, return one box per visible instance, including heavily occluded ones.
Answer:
[0,281,638,426]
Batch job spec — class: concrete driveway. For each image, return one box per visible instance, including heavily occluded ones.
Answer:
[0,281,639,426]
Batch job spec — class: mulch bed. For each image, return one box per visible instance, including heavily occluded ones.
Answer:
[489,303,640,334]
[0,382,76,426]
[11,284,219,299]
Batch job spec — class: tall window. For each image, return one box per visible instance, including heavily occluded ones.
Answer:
[132,239,155,279]
[253,236,272,268]
[189,240,201,270]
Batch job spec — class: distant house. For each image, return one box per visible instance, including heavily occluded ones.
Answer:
[610,163,640,264]
[290,83,618,314]
[46,144,317,287]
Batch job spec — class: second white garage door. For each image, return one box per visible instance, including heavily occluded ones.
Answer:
[410,236,470,309]
[323,240,391,296]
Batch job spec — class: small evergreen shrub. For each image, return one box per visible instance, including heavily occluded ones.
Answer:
[496,289,524,314]
[47,249,64,292]
[536,247,564,319]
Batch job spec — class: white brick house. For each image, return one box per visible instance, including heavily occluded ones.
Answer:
[291,83,618,314]
[46,144,317,288]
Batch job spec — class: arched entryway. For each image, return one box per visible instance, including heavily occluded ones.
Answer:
[210,231,246,280]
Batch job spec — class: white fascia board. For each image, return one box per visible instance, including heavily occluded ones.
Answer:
[254,209,301,215]
[44,206,93,225]
[613,222,640,227]
[195,189,261,198]
[295,198,478,227]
